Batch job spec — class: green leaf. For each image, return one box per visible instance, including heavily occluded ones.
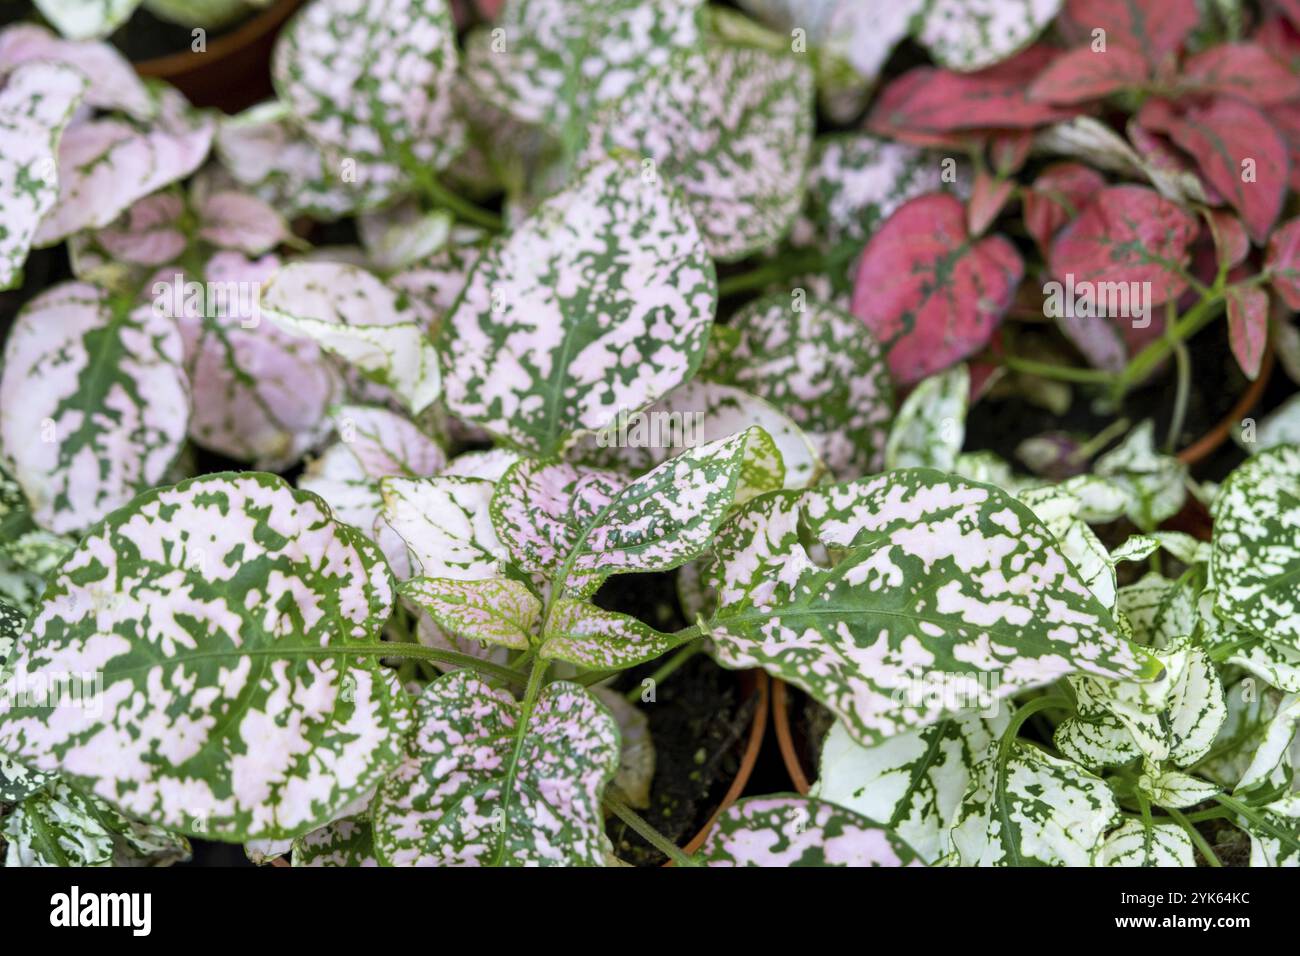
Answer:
[0,472,412,840]
[291,815,379,867]
[884,365,968,471]
[0,283,189,534]
[539,599,688,669]
[949,740,1119,866]
[272,0,462,199]
[0,61,86,290]
[4,777,189,867]
[584,44,814,260]
[698,794,920,866]
[1102,819,1195,867]
[381,476,510,581]
[400,577,541,651]
[371,672,619,866]
[262,262,442,414]
[812,712,1006,863]
[1211,444,1300,649]
[708,294,894,479]
[706,471,1160,747]
[440,157,715,457]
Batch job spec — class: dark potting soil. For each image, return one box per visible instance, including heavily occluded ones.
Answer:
[109,8,251,63]
[594,570,759,867]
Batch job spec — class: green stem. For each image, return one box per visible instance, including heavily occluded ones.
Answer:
[491,657,549,866]
[717,251,826,298]
[1165,339,1191,453]
[605,790,700,867]
[368,643,524,686]
[1113,292,1224,396]
[999,696,1070,764]
[1000,354,1117,385]
[625,640,703,703]
[1068,416,1131,464]
[1214,793,1300,856]
[1167,806,1222,867]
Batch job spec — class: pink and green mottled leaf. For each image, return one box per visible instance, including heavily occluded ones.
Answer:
[1226,285,1269,380]
[1056,0,1198,71]
[0,24,153,120]
[917,0,1062,73]
[1027,43,1148,104]
[1181,43,1300,106]
[371,672,619,866]
[381,476,509,581]
[539,599,688,669]
[197,190,291,255]
[400,576,540,650]
[291,815,378,867]
[0,472,411,840]
[1266,216,1300,308]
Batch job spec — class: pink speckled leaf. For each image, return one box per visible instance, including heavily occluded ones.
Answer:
[699,795,919,867]
[1181,43,1300,106]
[540,600,688,669]
[1056,0,1197,71]
[401,576,540,650]
[333,405,445,479]
[1265,215,1300,309]
[381,476,509,581]
[967,170,1014,236]
[1022,161,1107,252]
[0,24,153,120]
[371,672,619,866]
[1226,285,1269,380]
[197,191,291,255]
[851,192,1023,386]
[1203,208,1250,270]
[1027,44,1149,104]
[1048,185,1199,308]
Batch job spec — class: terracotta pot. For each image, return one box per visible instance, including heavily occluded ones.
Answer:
[772,678,812,795]
[1175,340,1275,467]
[133,0,303,113]
[271,668,770,865]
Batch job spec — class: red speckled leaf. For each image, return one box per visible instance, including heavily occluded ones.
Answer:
[1057,0,1198,72]
[1048,185,1199,307]
[1202,209,1249,270]
[1027,44,1149,104]
[1276,0,1300,34]
[1139,97,1288,245]
[1226,285,1269,380]
[1266,216,1300,309]
[867,47,1076,135]
[1023,162,1107,251]
[1181,43,1300,106]
[967,171,1014,236]
[990,130,1034,176]
[1266,103,1300,192]
[1257,14,1300,74]
[851,193,1023,386]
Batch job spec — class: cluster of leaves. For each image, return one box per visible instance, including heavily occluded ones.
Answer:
[0,0,1299,867]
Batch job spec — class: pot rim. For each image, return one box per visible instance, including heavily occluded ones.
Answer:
[133,0,302,79]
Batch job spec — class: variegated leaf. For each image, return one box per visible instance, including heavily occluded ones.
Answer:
[1236,794,1300,867]
[272,0,462,197]
[1095,421,1187,530]
[440,158,714,456]
[917,0,1063,72]
[371,672,619,866]
[1234,693,1300,797]
[575,381,815,491]
[709,295,894,479]
[1211,444,1300,649]
[884,364,968,472]
[400,577,540,651]
[462,0,704,130]
[1137,767,1220,809]
[706,471,1159,746]
[949,740,1119,866]
[31,0,140,41]
[0,24,154,120]
[590,687,655,809]
[291,815,379,867]
[4,777,190,867]
[0,61,85,289]
[698,795,920,867]
[539,600,688,669]
[0,473,412,840]
[381,476,509,581]
[0,283,189,534]
[197,191,292,256]
[358,202,453,273]
[332,405,446,479]
[812,711,1006,864]
[262,261,441,414]
[1102,819,1195,867]
[1019,484,1117,610]
[584,45,813,261]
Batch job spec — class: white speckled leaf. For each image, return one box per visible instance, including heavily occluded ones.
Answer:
[1235,693,1300,797]
[576,381,815,491]
[291,814,379,867]
[463,0,704,131]
[31,0,140,40]
[1236,794,1300,867]
[0,597,22,673]
[705,471,1160,747]
[333,405,445,479]
[884,364,968,472]
[381,476,509,581]
[540,599,688,669]
[1211,444,1300,649]
[262,261,441,414]
[584,45,813,261]
[372,672,619,866]
[34,89,214,245]
[272,0,461,196]
[917,0,1062,72]
[710,295,894,479]
[4,777,190,867]
[0,61,85,289]
[0,24,154,120]
[698,794,920,866]
[0,283,189,534]
[1095,421,1188,530]
[358,202,453,273]
[400,577,540,651]
[0,472,412,840]
[1102,818,1195,866]
[949,739,1118,866]
[1137,767,1220,809]
[440,158,715,456]
[812,711,1006,863]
